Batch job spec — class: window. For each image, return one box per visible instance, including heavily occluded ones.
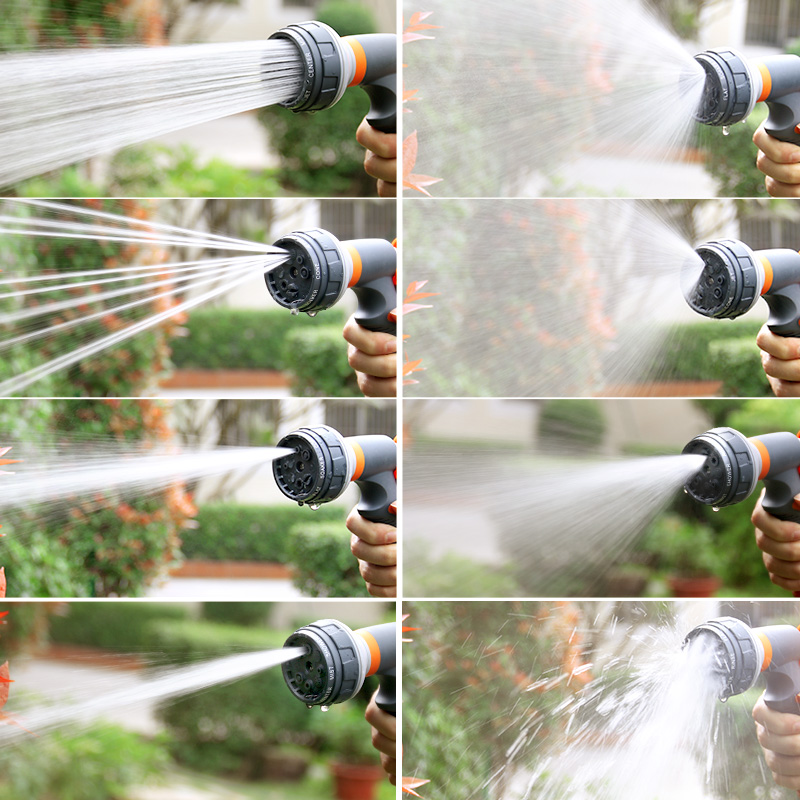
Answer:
[320,200,396,242]
[324,401,395,437]
[745,0,800,47]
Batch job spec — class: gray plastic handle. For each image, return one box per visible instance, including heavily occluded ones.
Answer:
[343,238,396,335]
[756,432,800,524]
[758,625,800,715]
[757,249,800,337]
[348,434,396,527]
[760,55,800,146]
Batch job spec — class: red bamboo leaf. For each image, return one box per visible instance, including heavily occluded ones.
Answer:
[408,11,434,26]
[0,568,6,599]
[403,31,436,43]
[403,131,419,176]
[0,712,37,737]
[403,175,443,197]
[403,303,434,315]
[403,358,424,376]
[403,777,431,796]
[0,663,10,709]
[404,88,420,103]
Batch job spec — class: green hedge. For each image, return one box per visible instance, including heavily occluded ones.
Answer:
[49,602,190,652]
[286,522,366,597]
[184,503,346,563]
[169,308,346,371]
[708,337,768,397]
[286,326,359,397]
[648,321,769,395]
[202,602,274,628]
[151,619,313,775]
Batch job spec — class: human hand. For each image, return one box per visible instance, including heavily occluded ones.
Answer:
[754,123,800,197]
[346,504,397,598]
[356,118,397,197]
[343,314,397,398]
[752,489,800,591]
[365,690,396,785]
[756,323,800,397]
[753,694,800,792]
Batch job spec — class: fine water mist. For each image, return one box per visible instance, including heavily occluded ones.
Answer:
[404,199,716,398]
[404,0,706,196]
[405,438,705,596]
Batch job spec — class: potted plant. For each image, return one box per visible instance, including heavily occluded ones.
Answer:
[314,702,386,800]
[638,513,723,597]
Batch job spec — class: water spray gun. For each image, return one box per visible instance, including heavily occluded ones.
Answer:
[695,50,800,144]
[270,21,396,133]
[683,616,800,713]
[267,228,396,335]
[273,424,396,526]
[685,238,800,336]
[282,619,396,714]
[682,426,800,523]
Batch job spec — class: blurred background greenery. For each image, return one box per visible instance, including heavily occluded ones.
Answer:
[0,600,395,800]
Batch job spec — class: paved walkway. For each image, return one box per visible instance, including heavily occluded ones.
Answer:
[146,576,302,599]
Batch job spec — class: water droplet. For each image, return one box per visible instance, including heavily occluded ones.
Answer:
[307,311,318,318]
[306,704,313,709]
[683,488,688,494]
[712,506,720,512]
[290,308,299,316]
[719,696,727,704]
[320,705,330,713]
[309,503,321,511]
[722,125,730,136]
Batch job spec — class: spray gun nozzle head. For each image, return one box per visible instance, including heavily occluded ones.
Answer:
[683,617,761,700]
[266,229,346,316]
[273,425,349,506]
[682,427,758,508]
[268,21,347,113]
[693,49,755,126]
[282,619,366,707]
[684,239,760,320]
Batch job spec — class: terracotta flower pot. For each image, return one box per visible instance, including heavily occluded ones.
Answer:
[667,574,722,598]
[330,762,386,800]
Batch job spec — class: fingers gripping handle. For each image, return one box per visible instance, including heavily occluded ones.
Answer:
[344,34,397,134]
[349,435,396,527]
[345,239,396,335]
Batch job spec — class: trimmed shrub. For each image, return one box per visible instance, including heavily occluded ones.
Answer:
[184,503,346,563]
[286,521,366,597]
[49,602,190,652]
[286,326,359,396]
[708,337,770,397]
[649,320,764,383]
[202,602,274,627]
[169,308,345,371]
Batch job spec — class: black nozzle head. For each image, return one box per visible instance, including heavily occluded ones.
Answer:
[693,49,754,126]
[269,21,345,112]
[282,619,365,706]
[267,229,346,315]
[684,239,759,319]
[682,426,757,508]
[683,616,760,700]
[273,425,349,506]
